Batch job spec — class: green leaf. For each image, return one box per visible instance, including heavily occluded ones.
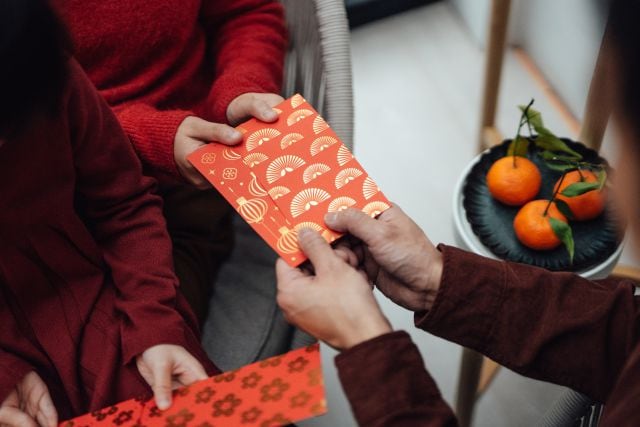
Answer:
[544,161,576,172]
[549,217,575,262]
[560,181,601,197]
[554,199,575,220]
[534,133,583,159]
[540,150,581,162]
[519,105,544,129]
[597,168,608,190]
[507,137,530,157]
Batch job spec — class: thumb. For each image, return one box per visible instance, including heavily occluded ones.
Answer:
[275,258,307,290]
[150,361,173,410]
[297,229,339,274]
[325,208,380,244]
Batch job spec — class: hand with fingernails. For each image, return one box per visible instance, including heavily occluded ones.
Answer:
[0,371,58,427]
[323,205,443,313]
[276,205,443,350]
[174,92,284,189]
[276,227,392,351]
[136,344,208,411]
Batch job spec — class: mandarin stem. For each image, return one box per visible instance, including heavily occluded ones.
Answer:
[544,171,567,216]
[512,99,535,168]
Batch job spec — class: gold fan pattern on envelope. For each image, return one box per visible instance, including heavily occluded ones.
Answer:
[187,94,390,266]
[247,128,281,151]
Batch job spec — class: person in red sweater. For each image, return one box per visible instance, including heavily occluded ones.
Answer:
[55,0,289,322]
[0,2,219,425]
[275,0,640,425]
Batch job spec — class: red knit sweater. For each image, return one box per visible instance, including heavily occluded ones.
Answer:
[57,0,287,179]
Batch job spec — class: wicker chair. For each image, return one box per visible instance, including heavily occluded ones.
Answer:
[201,0,354,370]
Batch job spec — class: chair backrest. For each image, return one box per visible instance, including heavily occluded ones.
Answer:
[280,0,355,150]
[537,389,602,427]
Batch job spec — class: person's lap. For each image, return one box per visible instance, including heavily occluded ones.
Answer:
[160,183,234,324]
[159,184,311,369]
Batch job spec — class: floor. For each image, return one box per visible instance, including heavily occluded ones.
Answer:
[301,2,637,426]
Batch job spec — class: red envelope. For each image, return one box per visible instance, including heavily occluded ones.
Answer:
[188,94,390,266]
[60,344,326,427]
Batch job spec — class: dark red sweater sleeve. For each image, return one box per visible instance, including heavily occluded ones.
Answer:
[65,61,202,364]
[199,0,287,123]
[417,245,640,403]
[112,105,193,179]
[336,331,458,427]
[0,349,33,401]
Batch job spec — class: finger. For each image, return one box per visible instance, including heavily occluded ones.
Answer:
[259,93,285,107]
[248,98,279,122]
[185,118,242,145]
[182,168,211,190]
[0,406,38,427]
[150,362,173,410]
[324,208,381,244]
[175,355,208,386]
[334,245,358,267]
[36,390,58,427]
[275,258,307,290]
[297,229,340,274]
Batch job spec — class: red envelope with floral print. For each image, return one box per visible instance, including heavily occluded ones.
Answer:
[188,94,390,266]
[60,344,326,427]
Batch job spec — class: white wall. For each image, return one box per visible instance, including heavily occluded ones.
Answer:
[450,0,606,119]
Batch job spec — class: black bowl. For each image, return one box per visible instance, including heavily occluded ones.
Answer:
[462,139,622,272]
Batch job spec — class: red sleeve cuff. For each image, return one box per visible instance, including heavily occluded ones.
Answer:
[201,72,281,124]
[114,106,194,179]
[336,331,451,426]
[414,244,506,355]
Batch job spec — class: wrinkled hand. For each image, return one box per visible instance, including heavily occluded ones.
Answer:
[0,371,57,427]
[174,116,242,188]
[226,92,284,126]
[276,229,392,351]
[136,344,208,410]
[324,205,443,312]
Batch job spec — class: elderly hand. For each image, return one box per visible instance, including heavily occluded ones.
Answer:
[276,229,392,351]
[324,205,443,312]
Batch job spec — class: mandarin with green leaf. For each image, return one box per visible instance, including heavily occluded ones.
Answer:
[554,169,605,221]
[486,156,542,206]
[513,200,568,250]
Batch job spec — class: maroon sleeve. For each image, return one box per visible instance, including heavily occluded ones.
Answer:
[198,0,287,123]
[336,331,458,427]
[417,244,640,403]
[0,350,33,402]
[65,61,204,365]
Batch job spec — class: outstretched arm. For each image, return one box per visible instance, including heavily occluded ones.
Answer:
[325,206,640,403]
[199,0,287,123]
[276,229,458,426]
[418,245,639,403]
[65,61,216,408]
